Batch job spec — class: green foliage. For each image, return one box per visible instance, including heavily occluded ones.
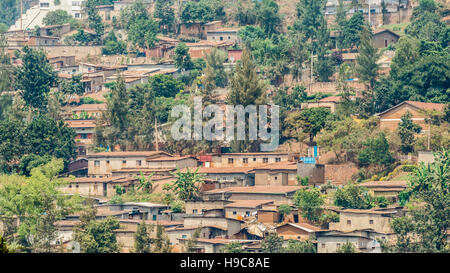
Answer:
[153,224,172,253]
[0,159,82,252]
[253,0,282,36]
[335,242,357,253]
[277,204,292,219]
[134,221,152,253]
[168,168,205,201]
[18,154,52,176]
[0,0,19,27]
[180,0,225,25]
[59,74,84,96]
[15,46,57,110]
[261,233,284,253]
[74,215,121,253]
[136,172,154,193]
[154,0,175,34]
[174,43,194,70]
[84,0,105,44]
[102,31,127,55]
[289,107,331,144]
[43,10,73,26]
[220,241,246,253]
[333,183,374,209]
[397,111,422,154]
[0,235,12,253]
[149,74,184,98]
[386,149,449,252]
[357,132,394,167]
[284,239,316,253]
[293,188,324,223]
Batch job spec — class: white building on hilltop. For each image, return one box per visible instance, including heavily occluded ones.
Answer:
[9,0,85,31]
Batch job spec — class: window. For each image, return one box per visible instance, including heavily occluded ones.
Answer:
[321,243,325,248]
[106,160,110,164]
[220,37,223,41]
[228,158,234,164]
[369,220,374,225]
[263,158,268,163]
[94,160,100,167]
[40,2,50,8]
[75,184,79,188]
[274,176,278,180]
[243,158,248,164]
[193,209,198,214]
[75,13,81,18]
[81,133,87,139]
[347,220,351,225]
[69,184,72,188]
[253,158,256,161]
[275,157,281,162]
[136,160,142,166]
[122,160,127,164]
[152,215,157,221]
[233,211,237,215]
[336,243,341,248]
[181,235,187,239]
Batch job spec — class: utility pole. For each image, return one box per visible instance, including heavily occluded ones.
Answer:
[368,0,371,28]
[20,0,23,31]
[427,122,431,151]
[309,51,314,93]
[154,117,159,151]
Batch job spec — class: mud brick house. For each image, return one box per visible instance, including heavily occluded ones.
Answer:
[301,96,357,113]
[65,119,96,156]
[252,162,298,186]
[357,180,408,202]
[372,28,400,49]
[185,200,233,215]
[224,200,275,220]
[179,20,222,39]
[275,222,323,241]
[60,176,138,198]
[179,238,258,253]
[71,103,106,119]
[202,186,302,205]
[87,151,172,177]
[316,229,384,253]
[376,101,446,132]
[199,152,296,168]
[187,167,255,188]
[206,27,241,44]
[39,24,72,37]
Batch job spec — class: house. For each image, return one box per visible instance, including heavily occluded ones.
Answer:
[188,167,255,188]
[224,200,275,220]
[185,40,234,59]
[48,55,76,69]
[60,176,137,197]
[199,152,295,168]
[87,151,172,177]
[65,119,96,156]
[39,24,72,37]
[28,35,60,46]
[96,5,115,23]
[179,20,222,39]
[146,36,180,59]
[206,28,241,44]
[71,104,107,119]
[178,238,258,253]
[372,28,400,49]
[108,202,170,221]
[275,222,322,241]
[252,162,298,186]
[228,49,243,63]
[375,101,446,132]
[297,163,326,186]
[357,180,408,202]
[146,156,198,169]
[300,96,357,113]
[316,229,384,253]
[329,207,404,234]
[183,215,243,237]
[185,200,233,215]
[202,186,302,205]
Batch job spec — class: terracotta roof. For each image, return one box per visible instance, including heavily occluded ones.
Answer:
[373,28,400,37]
[337,209,399,215]
[204,186,302,194]
[216,152,290,156]
[358,180,408,188]
[66,176,126,183]
[88,151,171,158]
[251,162,297,171]
[376,101,446,116]
[207,27,241,33]
[224,200,274,208]
[188,167,254,174]
[277,222,323,232]
[72,103,107,112]
[146,156,196,162]
[65,119,96,128]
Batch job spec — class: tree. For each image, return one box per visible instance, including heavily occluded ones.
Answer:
[0,235,12,253]
[293,188,324,223]
[204,48,227,88]
[336,242,357,253]
[127,14,159,51]
[174,43,193,70]
[355,26,380,116]
[220,241,246,253]
[293,107,331,144]
[59,74,85,96]
[134,220,152,253]
[357,132,394,167]
[73,216,121,253]
[154,0,175,34]
[0,0,19,27]
[95,75,130,151]
[43,10,73,26]
[261,233,284,253]
[102,31,127,55]
[152,224,172,253]
[340,11,365,50]
[0,159,81,252]
[84,0,105,44]
[278,204,292,221]
[227,49,266,152]
[183,227,201,253]
[15,46,57,110]
[284,239,316,253]
[136,172,154,193]
[149,74,184,98]
[386,149,449,253]
[254,0,282,36]
[397,111,422,154]
[333,183,374,209]
[169,168,205,201]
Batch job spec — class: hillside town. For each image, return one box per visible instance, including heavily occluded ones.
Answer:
[0,0,449,254]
